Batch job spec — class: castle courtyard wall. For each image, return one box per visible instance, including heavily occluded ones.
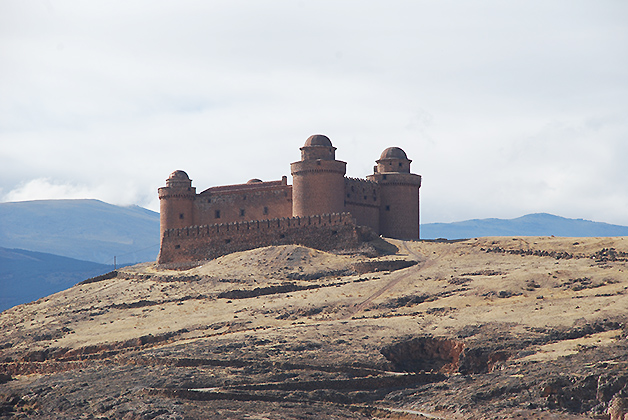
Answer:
[158,213,368,265]
[344,177,380,233]
[195,181,292,226]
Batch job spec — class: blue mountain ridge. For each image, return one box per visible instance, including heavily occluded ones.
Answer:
[0,247,113,312]
[421,213,628,240]
[0,199,160,264]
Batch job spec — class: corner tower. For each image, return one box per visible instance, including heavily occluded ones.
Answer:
[158,170,196,239]
[367,147,421,239]
[290,134,346,217]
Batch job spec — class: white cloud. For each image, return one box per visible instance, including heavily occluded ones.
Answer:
[1,0,628,226]
[1,177,155,209]
[4,178,100,202]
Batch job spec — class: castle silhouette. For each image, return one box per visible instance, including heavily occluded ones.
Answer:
[158,135,421,265]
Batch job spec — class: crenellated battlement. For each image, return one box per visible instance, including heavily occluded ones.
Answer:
[344,176,377,185]
[163,212,355,239]
[157,212,370,265]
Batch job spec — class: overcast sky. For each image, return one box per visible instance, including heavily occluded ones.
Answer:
[1,1,627,225]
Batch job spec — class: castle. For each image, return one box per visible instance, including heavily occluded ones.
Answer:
[157,134,421,265]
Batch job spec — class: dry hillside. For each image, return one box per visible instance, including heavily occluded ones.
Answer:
[1,236,627,419]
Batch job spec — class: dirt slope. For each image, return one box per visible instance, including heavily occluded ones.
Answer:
[1,238,627,419]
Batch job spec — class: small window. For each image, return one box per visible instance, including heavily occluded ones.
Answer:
[263,207,269,215]
[363,195,367,200]
[399,162,402,167]
[225,239,231,244]
[243,195,247,200]
[385,205,390,211]
[351,186,355,192]
[215,210,221,219]
[347,193,351,198]
[383,175,387,180]
[240,209,245,217]
[207,198,211,203]
[174,244,181,249]
[316,161,321,165]
[179,213,184,220]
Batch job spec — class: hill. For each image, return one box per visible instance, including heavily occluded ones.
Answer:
[1,237,627,419]
[0,199,160,264]
[421,213,628,239]
[0,247,113,313]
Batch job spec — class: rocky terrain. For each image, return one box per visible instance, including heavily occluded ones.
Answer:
[1,236,627,419]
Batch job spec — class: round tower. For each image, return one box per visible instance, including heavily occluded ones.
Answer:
[158,170,196,238]
[290,134,347,217]
[367,147,422,239]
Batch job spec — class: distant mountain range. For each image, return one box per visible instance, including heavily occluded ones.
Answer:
[0,199,159,312]
[421,213,628,239]
[0,246,113,312]
[0,199,160,265]
[1,199,627,312]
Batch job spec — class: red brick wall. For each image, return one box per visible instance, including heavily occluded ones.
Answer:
[158,187,196,238]
[344,177,380,233]
[368,172,421,240]
[195,183,292,226]
[291,160,346,217]
[158,213,366,265]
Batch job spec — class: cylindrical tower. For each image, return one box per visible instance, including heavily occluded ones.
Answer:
[290,134,347,217]
[158,170,196,239]
[367,147,421,239]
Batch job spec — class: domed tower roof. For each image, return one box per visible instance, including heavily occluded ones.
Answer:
[246,178,263,184]
[299,134,336,160]
[165,170,192,188]
[304,134,333,147]
[375,147,412,173]
[379,147,408,160]
[168,170,190,180]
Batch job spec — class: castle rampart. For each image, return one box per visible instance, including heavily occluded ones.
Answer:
[158,213,366,265]
[158,134,421,264]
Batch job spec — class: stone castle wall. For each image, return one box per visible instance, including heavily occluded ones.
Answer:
[344,177,380,233]
[158,212,367,265]
[195,181,292,226]
[368,172,422,240]
[291,160,346,217]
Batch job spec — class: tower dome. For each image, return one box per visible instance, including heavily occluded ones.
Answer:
[379,147,408,160]
[304,134,332,147]
[375,146,411,173]
[300,134,336,161]
[165,170,192,188]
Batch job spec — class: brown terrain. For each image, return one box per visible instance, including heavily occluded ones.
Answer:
[1,236,627,419]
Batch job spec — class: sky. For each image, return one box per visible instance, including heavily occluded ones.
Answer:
[1,1,627,225]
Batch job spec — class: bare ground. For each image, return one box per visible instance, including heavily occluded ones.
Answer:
[1,236,627,419]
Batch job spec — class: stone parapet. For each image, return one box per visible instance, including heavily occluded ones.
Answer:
[158,212,368,265]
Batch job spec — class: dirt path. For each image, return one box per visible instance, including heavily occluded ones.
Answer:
[343,241,435,318]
